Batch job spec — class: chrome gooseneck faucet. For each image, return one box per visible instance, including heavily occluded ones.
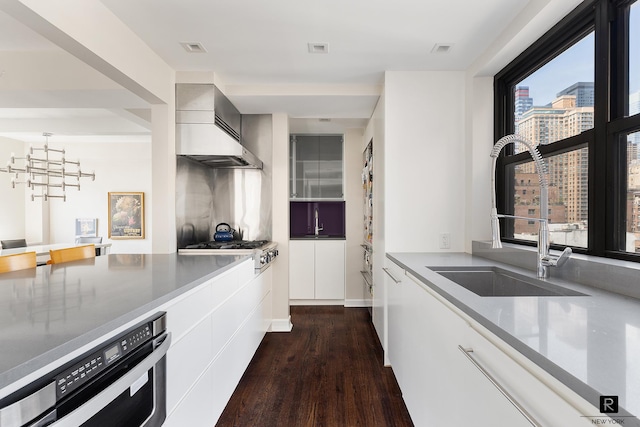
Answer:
[314,207,323,236]
[490,134,571,279]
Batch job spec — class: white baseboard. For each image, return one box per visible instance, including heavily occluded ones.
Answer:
[289,299,344,306]
[344,299,370,307]
[270,316,293,332]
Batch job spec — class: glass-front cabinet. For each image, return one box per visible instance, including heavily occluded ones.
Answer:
[290,134,344,200]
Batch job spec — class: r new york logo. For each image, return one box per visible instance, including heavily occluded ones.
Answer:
[600,396,619,414]
[583,396,628,425]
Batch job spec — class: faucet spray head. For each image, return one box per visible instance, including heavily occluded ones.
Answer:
[490,208,502,249]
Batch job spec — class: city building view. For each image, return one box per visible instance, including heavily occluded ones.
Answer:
[513,83,640,251]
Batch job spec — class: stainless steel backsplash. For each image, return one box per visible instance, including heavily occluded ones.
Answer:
[175,114,272,248]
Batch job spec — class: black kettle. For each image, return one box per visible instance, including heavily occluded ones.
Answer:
[213,223,235,242]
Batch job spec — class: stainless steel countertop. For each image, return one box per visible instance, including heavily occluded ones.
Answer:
[388,252,640,425]
[0,253,251,397]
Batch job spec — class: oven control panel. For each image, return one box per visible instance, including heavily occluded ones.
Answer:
[54,323,153,400]
[256,244,278,271]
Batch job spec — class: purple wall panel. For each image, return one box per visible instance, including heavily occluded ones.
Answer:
[290,201,345,237]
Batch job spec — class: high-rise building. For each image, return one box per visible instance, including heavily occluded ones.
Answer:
[627,92,640,251]
[514,86,533,128]
[513,173,566,235]
[629,141,640,163]
[516,93,592,225]
[556,82,594,107]
[630,91,640,154]
[630,91,640,115]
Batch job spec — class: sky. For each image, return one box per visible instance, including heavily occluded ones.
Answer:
[518,4,639,106]
[632,4,640,94]
[519,34,594,106]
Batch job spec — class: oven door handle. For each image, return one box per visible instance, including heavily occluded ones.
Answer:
[48,333,171,427]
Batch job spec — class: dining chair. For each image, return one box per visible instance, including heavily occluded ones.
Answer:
[1,239,27,249]
[75,237,103,255]
[48,244,96,264]
[0,252,37,273]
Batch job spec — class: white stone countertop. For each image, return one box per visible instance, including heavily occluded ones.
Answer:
[388,252,640,425]
[0,253,251,397]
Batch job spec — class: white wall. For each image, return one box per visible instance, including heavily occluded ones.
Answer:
[0,137,26,242]
[150,102,176,254]
[384,71,466,253]
[47,140,152,253]
[270,113,292,331]
[0,137,151,252]
[344,127,366,302]
[3,0,177,253]
[464,0,585,247]
[464,76,494,252]
[2,0,173,104]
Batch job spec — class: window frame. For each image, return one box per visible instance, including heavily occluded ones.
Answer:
[494,0,640,262]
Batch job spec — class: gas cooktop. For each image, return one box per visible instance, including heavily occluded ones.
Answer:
[183,240,269,250]
[179,240,278,272]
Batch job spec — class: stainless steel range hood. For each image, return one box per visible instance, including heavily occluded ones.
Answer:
[176,84,263,169]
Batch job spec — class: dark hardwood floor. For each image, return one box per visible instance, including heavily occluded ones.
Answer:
[216,306,414,427]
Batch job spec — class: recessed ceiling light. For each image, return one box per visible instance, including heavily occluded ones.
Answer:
[308,43,329,54]
[180,42,207,53]
[431,43,453,54]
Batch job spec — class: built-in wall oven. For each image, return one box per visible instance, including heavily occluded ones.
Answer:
[0,312,170,427]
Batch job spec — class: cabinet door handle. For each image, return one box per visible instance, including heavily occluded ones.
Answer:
[382,267,401,284]
[458,346,541,427]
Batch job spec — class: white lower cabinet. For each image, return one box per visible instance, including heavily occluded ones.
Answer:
[386,259,593,427]
[289,240,345,300]
[164,365,214,427]
[289,240,315,299]
[384,259,403,371]
[163,261,272,427]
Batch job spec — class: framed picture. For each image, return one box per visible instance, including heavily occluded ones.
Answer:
[108,192,145,239]
[75,218,97,237]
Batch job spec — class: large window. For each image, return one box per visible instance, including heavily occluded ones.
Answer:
[495,0,640,261]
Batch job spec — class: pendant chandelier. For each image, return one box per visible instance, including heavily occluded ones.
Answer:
[0,133,95,201]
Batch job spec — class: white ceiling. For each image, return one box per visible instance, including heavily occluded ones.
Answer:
[100,0,528,84]
[0,0,532,141]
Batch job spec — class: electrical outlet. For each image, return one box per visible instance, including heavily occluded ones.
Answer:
[439,233,451,249]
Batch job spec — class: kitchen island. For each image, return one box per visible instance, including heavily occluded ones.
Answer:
[0,251,272,427]
[387,252,640,426]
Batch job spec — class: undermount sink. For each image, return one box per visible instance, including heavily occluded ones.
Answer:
[430,266,587,297]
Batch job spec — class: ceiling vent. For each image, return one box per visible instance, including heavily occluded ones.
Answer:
[431,43,453,54]
[180,42,207,53]
[308,43,329,54]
